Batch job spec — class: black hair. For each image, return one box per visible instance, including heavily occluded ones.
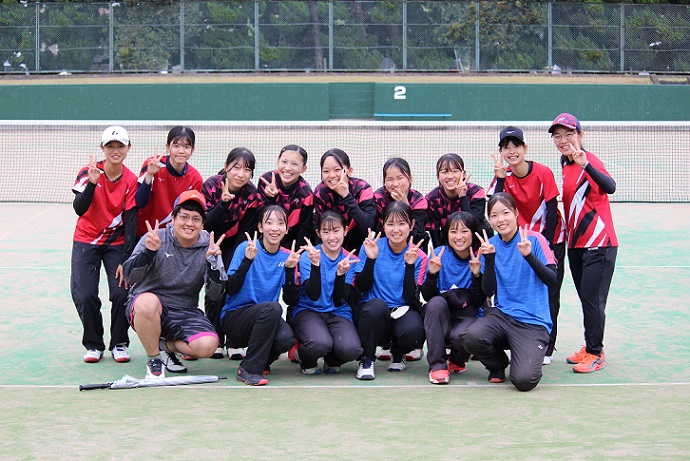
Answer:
[499,136,526,150]
[487,192,518,215]
[443,211,480,251]
[219,147,256,176]
[279,144,308,164]
[167,125,195,148]
[172,201,205,221]
[382,201,413,227]
[382,157,412,184]
[435,153,465,176]
[320,148,351,170]
[259,205,288,229]
[317,210,347,233]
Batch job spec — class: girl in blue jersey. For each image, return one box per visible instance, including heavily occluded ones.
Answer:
[352,201,428,380]
[291,211,364,375]
[462,192,558,391]
[220,205,302,386]
[421,211,485,385]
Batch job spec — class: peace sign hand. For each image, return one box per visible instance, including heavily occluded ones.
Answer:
[389,186,409,205]
[334,169,350,198]
[517,226,532,257]
[145,220,161,251]
[469,248,482,276]
[285,240,304,269]
[260,172,280,198]
[302,237,321,266]
[221,177,236,203]
[569,141,588,168]
[457,170,471,198]
[205,231,225,259]
[491,153,507,179]
[244,231,258,260]
[475,228,495,255]
[404,238,425,265]
[88,154,101,184]
[427,244,445,275]
[363,228,381,260]
[336,249,360,276]
[145,147,164,180]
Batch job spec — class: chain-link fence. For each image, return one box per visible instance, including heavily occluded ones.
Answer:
[2,1,689,74]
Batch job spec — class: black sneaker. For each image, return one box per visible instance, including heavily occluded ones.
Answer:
[488,370,506,383]
[160,350,187,373]
[145,357,165,379]
[236,366,268,386]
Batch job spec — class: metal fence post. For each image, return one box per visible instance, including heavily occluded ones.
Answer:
[475,1,480,71]
[35,2,40,72]
[109,2,114,72]
[620,2,625,72]
[180,0,185,71]
[329,0,333,70]
[548,2,553,69]
[402,0,407,70]
[254,1,260,70]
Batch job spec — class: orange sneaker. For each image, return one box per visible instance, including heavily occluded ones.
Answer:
[448,361,467,374]
[572,352,605,373]
[566,346,588,364]
[429,369,450,384]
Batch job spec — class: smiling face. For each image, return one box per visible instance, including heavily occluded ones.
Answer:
[277,149,307,188]
[101,141,130,166]
[488,199,518,239]
[499,140,527,168]
[167,136,194,171]
[551,126,584,159]
[317,220,346,258]
[447,221,473,255]
[258,209,288,249]
[437,161,464,195]
[172,208,203,247]
[383,213,413,249]
[321,155,351,189]
[384,165,411,198]
[224,160,253,193]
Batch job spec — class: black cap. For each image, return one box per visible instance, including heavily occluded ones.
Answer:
[499,126,525,146]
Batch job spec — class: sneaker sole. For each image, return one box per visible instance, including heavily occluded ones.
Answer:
[236,376,268,386]
[83,357,101,363]
[356,374,375,380]
[573,362,605,373]
[113,357,130,363]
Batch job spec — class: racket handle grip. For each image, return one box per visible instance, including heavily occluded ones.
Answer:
[79,383,110,391]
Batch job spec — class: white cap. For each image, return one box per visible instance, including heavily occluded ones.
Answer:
[101,126,130,146]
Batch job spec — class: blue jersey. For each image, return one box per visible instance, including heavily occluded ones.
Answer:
[221,240,292,315]
[293,245,356,321]
[356,237,427,309]
[433,245,475,292]
[489,230,555,332]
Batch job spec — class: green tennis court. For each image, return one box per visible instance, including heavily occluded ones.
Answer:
[1,201,688,459]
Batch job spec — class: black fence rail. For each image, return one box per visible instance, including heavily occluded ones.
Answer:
[2,1,689,74]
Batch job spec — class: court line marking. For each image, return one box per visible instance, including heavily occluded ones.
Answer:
[2,381,689,390]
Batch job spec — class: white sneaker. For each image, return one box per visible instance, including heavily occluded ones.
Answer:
[227,347,246,360]
[83,349,103,363]
[210,346,224,359]
[376,347,392,360]
[146,357,166,379]
[388,357,407,372]
[300,366,322,375]
[111,345,130,363]
[356,358,375,380]
[160,350,188,373]
[405,348,424,361]
[543,355,552,365]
